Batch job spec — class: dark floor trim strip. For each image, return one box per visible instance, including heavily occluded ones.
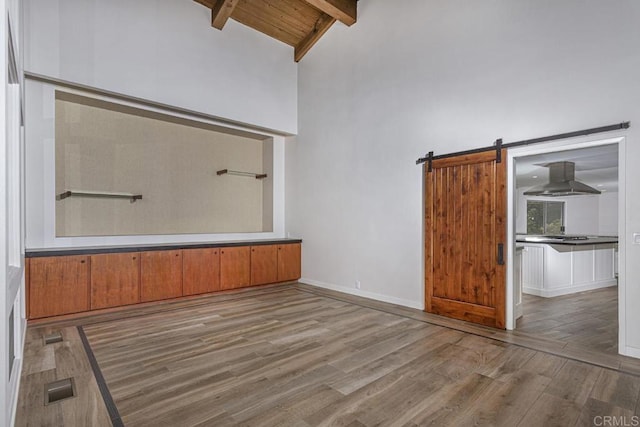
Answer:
[77,326,125,427]
[294,286,640,378]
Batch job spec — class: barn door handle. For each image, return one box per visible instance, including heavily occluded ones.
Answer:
[497,243,505,265]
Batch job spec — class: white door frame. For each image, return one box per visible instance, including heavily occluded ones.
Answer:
[505,135,627,356]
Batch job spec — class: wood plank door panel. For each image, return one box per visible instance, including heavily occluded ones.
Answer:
[251,245,278,286]
[29,255,90,319]
[220,246,251,290]
[183,248,221,296]
[91,252,140,310]
[425,150,506,329]
[277,243,301,282]
[140,250,183,302]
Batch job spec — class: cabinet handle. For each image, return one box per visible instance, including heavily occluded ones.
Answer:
[497,243,505,265]
[132,257,137,260]
[80,260,85,264]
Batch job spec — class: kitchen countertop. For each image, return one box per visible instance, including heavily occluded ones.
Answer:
[25,238,303,258]
[516,235,618,246]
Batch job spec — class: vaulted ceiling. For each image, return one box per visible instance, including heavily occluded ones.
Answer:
[194,0,357,61]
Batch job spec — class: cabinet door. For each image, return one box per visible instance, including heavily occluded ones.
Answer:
[91,252,140,310]
[277,243,301,282]
[141,250,183,302]
[220,246,250,290]
[522,245,544,291]
[251,245,278,286]
[183,248,220,296]
[29,255,90,319]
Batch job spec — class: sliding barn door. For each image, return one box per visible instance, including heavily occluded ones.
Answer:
[425,150,507,329]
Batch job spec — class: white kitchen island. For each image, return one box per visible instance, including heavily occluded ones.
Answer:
[518,237,617,298]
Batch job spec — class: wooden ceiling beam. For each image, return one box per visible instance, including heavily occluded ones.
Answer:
[300,0,356,26]
[211,0,240,30]
[294,14,336,62]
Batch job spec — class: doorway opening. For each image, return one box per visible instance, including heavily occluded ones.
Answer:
[506,136,625,357]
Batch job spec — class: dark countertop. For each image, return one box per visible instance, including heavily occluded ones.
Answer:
[25,238,302,258]
[516,235,618,246]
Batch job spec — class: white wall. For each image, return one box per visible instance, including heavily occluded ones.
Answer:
[515,190,618,236]
[23,0,298,134]
[288,0,640,354]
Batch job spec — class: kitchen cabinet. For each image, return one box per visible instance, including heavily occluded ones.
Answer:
[29,255,90,318]
[251,245,278,285]
[141,250,183,302]
[220,246,251,290]
[522,245,544,292]
[521,242,616,297]
[91,252,140,310]
[514,247,523,319]
[277,243,301,281]
[183,248,220,296]
[25,259,30,319]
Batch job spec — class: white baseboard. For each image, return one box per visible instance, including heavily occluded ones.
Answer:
[299,278,424,310]
[620,346,640,359]
[523,280,616,298]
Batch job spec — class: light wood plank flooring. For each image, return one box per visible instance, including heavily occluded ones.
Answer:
[517,286,618,354]
[16,284,640,426]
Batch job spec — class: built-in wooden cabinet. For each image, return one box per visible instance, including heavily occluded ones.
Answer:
[26,241,301,320]
[220,246,251,290]
[29,255,90,319]
[183,248,220,296]
[141,250,183,302]
[277,243,301,282]
[25,259,30,319]
[91,252,140,310]
[251,245,278,286]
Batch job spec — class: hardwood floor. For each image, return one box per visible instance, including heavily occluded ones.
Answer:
[16,284,640,426]
[517,286,618,354]
[15,325,112,426]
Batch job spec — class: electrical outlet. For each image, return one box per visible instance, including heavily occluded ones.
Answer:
[355,280,361,289]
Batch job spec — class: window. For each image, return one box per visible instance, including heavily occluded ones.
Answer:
[527,200,565,235]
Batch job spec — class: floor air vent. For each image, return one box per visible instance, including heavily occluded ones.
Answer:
[44,378,76,405]
[43,332,63,345]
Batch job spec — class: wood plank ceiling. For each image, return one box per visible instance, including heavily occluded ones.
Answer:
[194,0,357,61]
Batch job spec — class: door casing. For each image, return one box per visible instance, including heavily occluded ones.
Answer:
[505,136,627,355]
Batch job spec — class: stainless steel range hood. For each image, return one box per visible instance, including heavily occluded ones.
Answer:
[523,161,601,197]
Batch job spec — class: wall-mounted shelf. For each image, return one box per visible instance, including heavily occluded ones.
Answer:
[57,190,143,203]
[216,169,267,180]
